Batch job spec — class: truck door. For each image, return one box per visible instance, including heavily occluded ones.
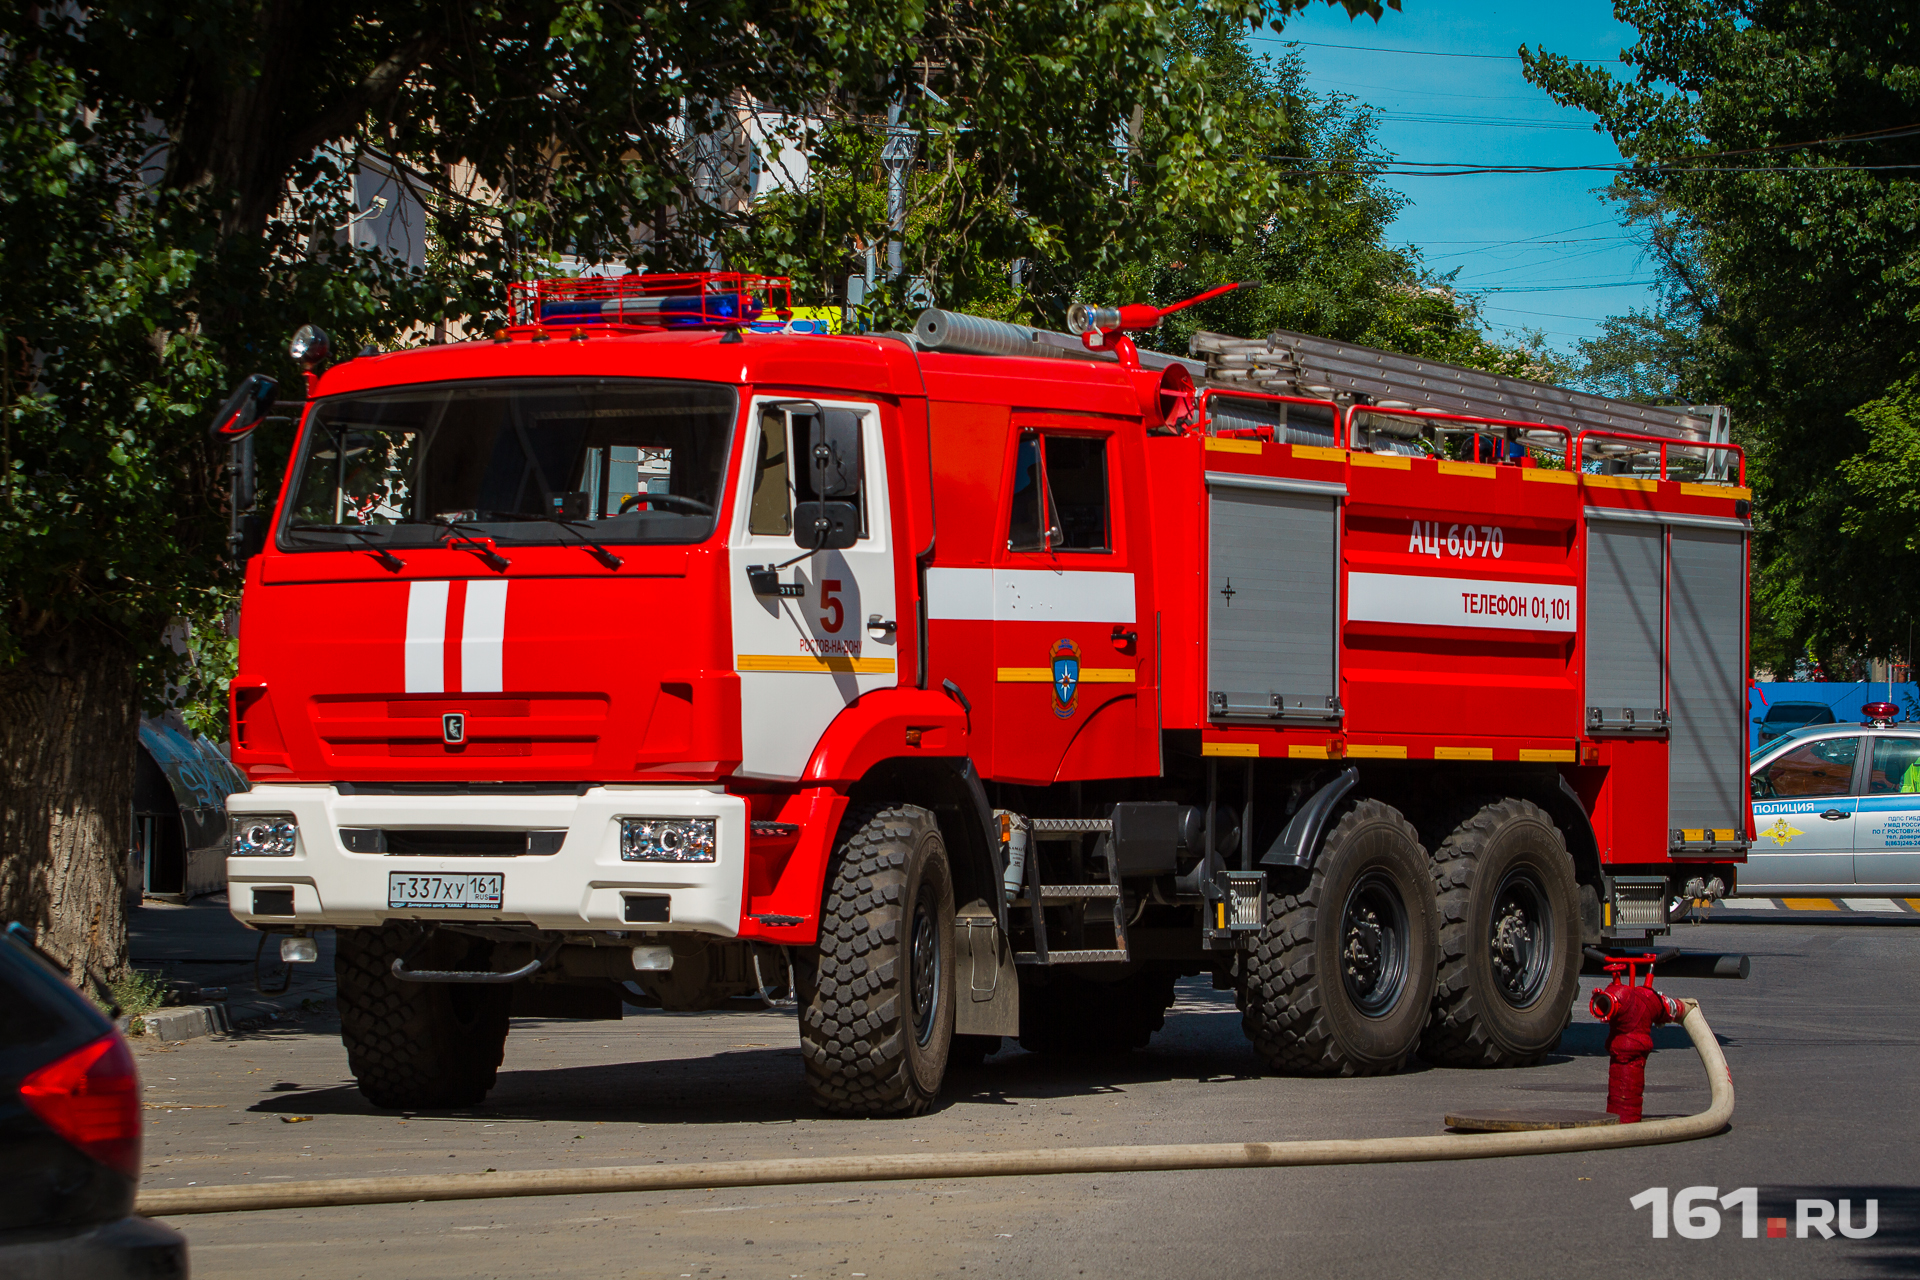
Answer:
[991,422,1142,782]
[728,399,898,781]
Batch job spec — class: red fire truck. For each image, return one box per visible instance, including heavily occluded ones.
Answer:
[217,273,1750,1116]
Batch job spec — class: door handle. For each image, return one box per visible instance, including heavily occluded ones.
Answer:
[1821,809,1847,820]
[866,614,897,638]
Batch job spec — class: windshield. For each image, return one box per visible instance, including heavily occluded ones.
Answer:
[279,377,738,549]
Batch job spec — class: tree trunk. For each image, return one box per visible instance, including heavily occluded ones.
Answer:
[0,626,138,993]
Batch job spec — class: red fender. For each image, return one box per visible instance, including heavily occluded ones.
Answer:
[800,687,971,785]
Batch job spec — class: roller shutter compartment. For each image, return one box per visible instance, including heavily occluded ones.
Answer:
[1667,526,1746,840]
[1206,478,1340,722]
[1584,519,1666,734]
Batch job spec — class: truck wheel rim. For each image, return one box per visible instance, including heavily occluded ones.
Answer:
[1340,871,1409,1017]
[910,899,941,1046]
[1488,869,1551,1007]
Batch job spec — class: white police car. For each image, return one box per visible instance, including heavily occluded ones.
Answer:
[1747,701,1920,895]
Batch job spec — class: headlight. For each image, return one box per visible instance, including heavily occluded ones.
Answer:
[620,817,717,862]
[232,814,299,857]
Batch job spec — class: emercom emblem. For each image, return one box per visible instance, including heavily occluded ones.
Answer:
[1051,638,1081,719]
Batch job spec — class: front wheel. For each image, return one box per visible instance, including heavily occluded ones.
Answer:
[1422,798,1582,1067]
[799,805,955,1116]
[1242,799,1437,1076]
[335,925,512,1109]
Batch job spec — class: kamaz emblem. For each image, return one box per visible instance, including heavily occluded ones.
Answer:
[1051,639,1081,718]
[442,712,466,745]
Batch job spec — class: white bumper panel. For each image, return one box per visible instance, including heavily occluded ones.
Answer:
[226,784,747,935]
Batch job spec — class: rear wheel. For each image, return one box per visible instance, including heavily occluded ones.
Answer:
[1242,799,1437,1076]
[799,805,955,1116]
[1016,968,1178,1055]
[335,925,511,1109]
[1422,798,1582,1068]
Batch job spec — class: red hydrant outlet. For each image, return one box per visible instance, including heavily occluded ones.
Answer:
[1589,955,1689,1123]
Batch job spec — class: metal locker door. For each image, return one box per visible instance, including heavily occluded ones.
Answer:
[1585,517,1666,735]
[1205,473,1342,723]
[1668,524,1747,840]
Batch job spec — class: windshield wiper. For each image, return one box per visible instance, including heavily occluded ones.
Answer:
[287,523,405,572]
[548,519,623,570]
[423,516,512,571]
[428,511,622,569]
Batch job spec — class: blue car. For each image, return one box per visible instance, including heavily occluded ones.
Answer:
[1747,709,1920,896]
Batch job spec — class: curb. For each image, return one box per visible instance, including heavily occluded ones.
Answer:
[121,996,334,1044]
[136,1004,233,1042]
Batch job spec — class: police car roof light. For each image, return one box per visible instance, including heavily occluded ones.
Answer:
[1863,701,1900,726]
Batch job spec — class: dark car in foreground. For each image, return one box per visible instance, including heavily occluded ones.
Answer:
[0,923,188,1278]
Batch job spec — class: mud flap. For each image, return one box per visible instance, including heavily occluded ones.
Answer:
[955,902,1019,1036]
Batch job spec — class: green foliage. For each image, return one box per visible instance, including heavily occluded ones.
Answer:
[745,15,1547,385]
[1523,3,1920,674]
[2,0,1401,712]
[107,967,170,1024]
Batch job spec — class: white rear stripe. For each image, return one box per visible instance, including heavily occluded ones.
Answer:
[461,580,509,693]
[925,568,1136,623]
[404,581,450,693]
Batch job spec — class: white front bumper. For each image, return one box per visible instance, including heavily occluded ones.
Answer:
[226,784,747,934]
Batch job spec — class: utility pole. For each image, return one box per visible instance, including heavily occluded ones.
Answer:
[881,101,916,288]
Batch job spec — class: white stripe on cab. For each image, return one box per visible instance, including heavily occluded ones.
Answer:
[404,580,450,693]
[461,580,509,693]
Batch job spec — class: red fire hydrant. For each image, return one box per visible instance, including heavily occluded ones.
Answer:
[1589,955,1688,1123]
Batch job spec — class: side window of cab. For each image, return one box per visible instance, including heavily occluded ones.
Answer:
[1006,430,1110,553]
[747,404,869,538]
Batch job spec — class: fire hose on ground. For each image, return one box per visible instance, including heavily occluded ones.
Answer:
[137,1000,1732,1218]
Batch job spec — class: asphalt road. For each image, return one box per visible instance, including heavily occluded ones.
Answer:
[133,920,1917,1280]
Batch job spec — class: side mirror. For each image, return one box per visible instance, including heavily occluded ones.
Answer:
[809,408,862,500]
[794,501,859,551]
[209,374,278,440]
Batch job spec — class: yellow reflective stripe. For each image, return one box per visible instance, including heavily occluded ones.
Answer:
[1352,453,1411,470]
[1204,437,1263,454]
[736,654,895,674]
[1680,483,1750,499]
[1202,742,1260,757]
[1434,746,1493,761]
[1345,744,1407,758]
[1293,444,1346,462]
[1522,468,1578,485]
[1519,749,1576,762]
[997,668,1133,683]
[1437,461,1496,479]
[1584,474,1658,491]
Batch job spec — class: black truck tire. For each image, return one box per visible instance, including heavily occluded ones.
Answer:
[1242,799,1437,1076]
[1016,968,1178,1055]
[1422,798,1582,1068]
[335,925,512,1109]
[799,805,955,1116]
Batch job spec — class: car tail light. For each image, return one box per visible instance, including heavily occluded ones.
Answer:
[20,1032,142,1178]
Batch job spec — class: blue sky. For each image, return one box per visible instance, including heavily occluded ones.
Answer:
[1254,1,1654,355]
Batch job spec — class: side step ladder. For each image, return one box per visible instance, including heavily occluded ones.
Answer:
[1009,817,1130,965]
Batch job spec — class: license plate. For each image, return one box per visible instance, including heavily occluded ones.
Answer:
[387,872,504,910]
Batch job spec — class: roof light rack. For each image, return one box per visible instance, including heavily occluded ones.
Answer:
[506,272,793,332]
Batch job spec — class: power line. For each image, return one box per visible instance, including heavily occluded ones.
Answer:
[1373,113,1596,130]
[1480,280,1660,292]
[1266,37,1624,65]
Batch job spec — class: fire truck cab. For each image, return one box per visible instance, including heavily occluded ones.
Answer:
[221,274,1750,1116]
